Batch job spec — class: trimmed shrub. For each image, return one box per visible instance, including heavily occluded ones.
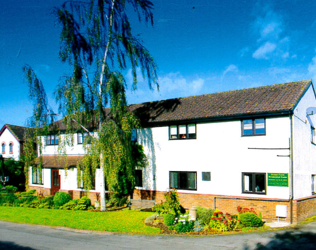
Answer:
[239,212,263,227]
[196,207,215,225]
[163,213,176,226]
[60,200,78,210]
[53,192,71,208]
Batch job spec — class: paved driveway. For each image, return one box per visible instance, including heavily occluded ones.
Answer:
[1,220,316,250]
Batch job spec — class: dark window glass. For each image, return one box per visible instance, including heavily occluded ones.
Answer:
[242,172,266,194]
[9,143,13,153]
[202,172,211,181]
[2,143,5,154]
[131,129,137,142]
[135,170,143,187]
[169,171,197,190]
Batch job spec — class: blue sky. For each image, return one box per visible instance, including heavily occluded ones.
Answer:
[2,0,316,129]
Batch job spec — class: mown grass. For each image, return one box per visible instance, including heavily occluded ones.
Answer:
[0,206,160,234]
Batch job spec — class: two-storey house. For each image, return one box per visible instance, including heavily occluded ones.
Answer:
[29,79,316,223]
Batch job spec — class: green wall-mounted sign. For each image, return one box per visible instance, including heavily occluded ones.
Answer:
[268,173,289,187]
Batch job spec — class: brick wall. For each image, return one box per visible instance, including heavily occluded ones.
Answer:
[295,196,316,222]
[132,189,316,223]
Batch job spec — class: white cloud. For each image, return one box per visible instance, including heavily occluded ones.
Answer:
[252,42,276,59]
[252,6,291,61]
[221,64,238,82]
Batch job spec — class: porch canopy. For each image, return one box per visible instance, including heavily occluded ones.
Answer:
[34,156,84,169]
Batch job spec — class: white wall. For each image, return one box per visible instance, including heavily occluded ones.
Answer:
[0,128,21,160]
[59,168,105,193]
[139,116,291,199]
[40,133,86,156]
[293,85,316,199]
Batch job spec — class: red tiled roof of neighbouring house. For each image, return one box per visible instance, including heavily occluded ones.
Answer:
[0,124,33,142]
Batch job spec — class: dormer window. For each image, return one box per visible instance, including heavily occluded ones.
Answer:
[169,124,196,140]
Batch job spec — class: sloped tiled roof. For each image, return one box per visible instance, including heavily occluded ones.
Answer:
[46,79,313,130]
[35,156,83,168]
[130,79,312,124]
[0,124,32,142]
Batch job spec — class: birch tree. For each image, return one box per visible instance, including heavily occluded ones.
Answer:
[24,0,157,211]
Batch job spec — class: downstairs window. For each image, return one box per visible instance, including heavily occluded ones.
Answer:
[169,171,197,190]
[242,172,266,194]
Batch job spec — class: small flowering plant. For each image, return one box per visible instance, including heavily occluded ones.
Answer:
[237,206,257,215]
[209,210,240,232]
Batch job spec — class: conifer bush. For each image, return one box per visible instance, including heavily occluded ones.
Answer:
[53,191,71,208]
[238,212,263,227]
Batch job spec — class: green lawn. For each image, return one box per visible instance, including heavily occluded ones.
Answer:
[0,207,160,234]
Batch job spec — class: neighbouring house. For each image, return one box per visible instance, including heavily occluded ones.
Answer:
[28,79,316,223]
[0,124,33,161]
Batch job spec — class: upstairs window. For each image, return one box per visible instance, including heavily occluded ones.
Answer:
[169,124,196,140]
[78,132,93,144]
[9,143,13,154]
[311,127,316,144]
[46,135,59,145]
[242,172,266,194]
[242,118,265,136]
[1,143,5,154]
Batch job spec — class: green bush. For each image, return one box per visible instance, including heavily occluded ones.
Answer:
[61,200,78,210]
[75,196,91,210]
[196,206,214,225]
[239,212,263,227]
[153,189,184,217]
[53,192,71,208]
[108,194,127,207]
[0,193,19,206]
[174,220,194,233]
[2,185,18,193]
[163,213,175,226]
